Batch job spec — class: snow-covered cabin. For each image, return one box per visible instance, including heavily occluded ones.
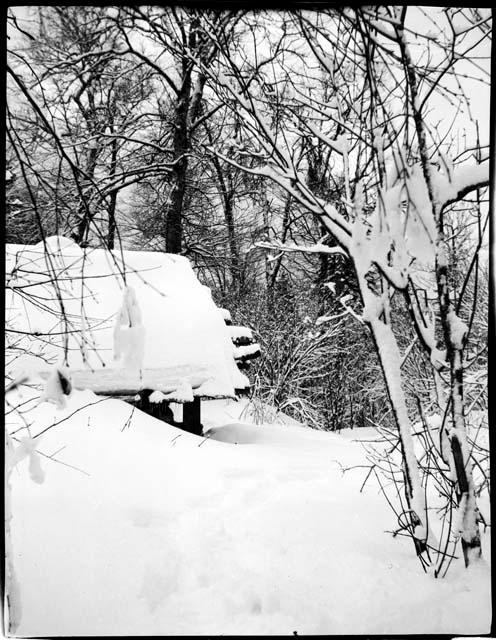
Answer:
[5,236,251,434]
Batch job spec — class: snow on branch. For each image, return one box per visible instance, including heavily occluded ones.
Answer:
[205,153,352,251]
[435,161,490,210]
[254,240,348,257]
[303,120,346,155]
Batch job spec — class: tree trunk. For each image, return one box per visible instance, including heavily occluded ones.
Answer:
[224,192,242,289]
[268,194,292,290]
[107,189,118,251]
[210,150,241,289]
[165,20,208,255]
[107,133,118,250]
[165,103,189,253]
[73,144,98,246]
[367,316,430,559]
[397,22,482,565]
[437,254,482,565]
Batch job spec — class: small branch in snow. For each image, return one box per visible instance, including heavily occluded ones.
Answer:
[170,433,183,446]
[33,397,111,439]
[37,448,91,477]
[198,433,213,447]
[121,405,135,432]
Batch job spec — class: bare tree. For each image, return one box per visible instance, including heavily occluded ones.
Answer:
[110,7,243,253]
[199,6,490,568]
[5,5,489,574]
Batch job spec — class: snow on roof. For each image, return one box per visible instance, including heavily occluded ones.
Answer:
[6,237,241,399]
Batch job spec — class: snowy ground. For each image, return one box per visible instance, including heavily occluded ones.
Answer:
[6,390,492,636]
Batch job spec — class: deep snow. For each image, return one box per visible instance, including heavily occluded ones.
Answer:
[5,388,491,636]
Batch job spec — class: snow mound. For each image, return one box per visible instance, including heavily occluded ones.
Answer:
[205,422,293,445]
[5,390,492,636]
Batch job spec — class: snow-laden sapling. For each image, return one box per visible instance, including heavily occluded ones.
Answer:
[5,432,23,634]
[113,286,146,372]
[41,366,72,409]
[5,430,46,634]
[8,435,46,485]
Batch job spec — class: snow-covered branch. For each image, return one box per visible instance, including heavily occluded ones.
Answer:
[436,161,490,210]
[254,240,348,257]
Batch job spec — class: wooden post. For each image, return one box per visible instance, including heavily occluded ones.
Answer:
[137,391,174,424]
[139,389,151,413]
[183,397,202,435]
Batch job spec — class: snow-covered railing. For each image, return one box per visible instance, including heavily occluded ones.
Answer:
[229,325,254,344]
[37,365,232,400]
[233,343,261,362]
[218,310,261,383]
[37,363,238,436]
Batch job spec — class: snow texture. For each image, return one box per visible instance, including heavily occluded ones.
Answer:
[5,389,491,636]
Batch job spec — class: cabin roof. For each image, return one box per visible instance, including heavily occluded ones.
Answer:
[6,236,248,399]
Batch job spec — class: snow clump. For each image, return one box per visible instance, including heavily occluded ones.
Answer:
[113,286,146,371]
